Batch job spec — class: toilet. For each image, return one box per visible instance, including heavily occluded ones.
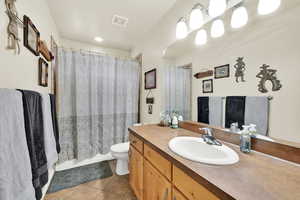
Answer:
[110,142,130,175]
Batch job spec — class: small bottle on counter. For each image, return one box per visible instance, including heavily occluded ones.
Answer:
[240,125,251,153]
[171,114,179,129]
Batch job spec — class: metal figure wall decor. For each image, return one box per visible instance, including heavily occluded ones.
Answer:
[256,64,282,93]
[234,57,246,83]
[5,0,20,54]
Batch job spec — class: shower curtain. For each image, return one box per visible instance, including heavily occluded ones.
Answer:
[57,49,140,162]
[164,66,192,120]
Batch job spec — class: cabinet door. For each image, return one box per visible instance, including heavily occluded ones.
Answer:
[129,146,143,200]
[143,160,171,200]
[173,166,219,200]
[173,188,188,200]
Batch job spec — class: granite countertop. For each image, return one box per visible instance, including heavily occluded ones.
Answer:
[129,125,300,200]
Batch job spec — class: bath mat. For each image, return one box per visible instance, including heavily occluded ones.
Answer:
[47,161,113,193]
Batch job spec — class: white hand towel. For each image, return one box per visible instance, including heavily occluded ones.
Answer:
[41,93,58,168]
[0,89,35,200]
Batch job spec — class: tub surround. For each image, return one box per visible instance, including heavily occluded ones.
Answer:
[128,124,300,200]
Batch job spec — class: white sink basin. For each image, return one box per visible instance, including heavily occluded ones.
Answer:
[169,137,239,165]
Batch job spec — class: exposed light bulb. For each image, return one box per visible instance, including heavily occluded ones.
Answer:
[211,19,225,38]
[189,6,204,30]
[209,0,227,18]
[176,19,188,39]
[195,29,207,46]
[231,6,248,29]
[258,0,281,15]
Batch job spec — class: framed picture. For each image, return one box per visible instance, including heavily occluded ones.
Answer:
[148,104,153,114]
[24,15,40,56]
[202,79,213,93]
[214,64,230,79]
[145,68,156,90]
[39,58,48,87]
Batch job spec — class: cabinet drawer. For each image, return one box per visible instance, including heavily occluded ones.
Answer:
[130,133,143,153]
[173,166,219,200]
[173,188,188,200]
[144,143,172,181]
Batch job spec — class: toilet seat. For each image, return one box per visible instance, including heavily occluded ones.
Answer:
[111,142,129,153]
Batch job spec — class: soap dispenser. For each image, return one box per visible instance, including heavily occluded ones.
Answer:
[171,112,179,129]
[240,125,251,153]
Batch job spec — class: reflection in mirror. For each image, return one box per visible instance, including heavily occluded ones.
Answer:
[161,64,192,126]
[161,0,300,145]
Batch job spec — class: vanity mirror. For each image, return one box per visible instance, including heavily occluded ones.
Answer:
[159,0,300,146]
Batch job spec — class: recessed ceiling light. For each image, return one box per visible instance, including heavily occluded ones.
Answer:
[94,37,103,42]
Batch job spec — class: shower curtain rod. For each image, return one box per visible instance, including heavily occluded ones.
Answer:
[58,46,135,61]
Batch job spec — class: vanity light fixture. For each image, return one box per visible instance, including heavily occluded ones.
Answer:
[176,18,188,40]
[231,4,248,29]
[189,4,204,30]
[94,37,104,43]
[195,29,207,46]
[258,0,281,15]
[209,0,227,18]
[211,19,225,38]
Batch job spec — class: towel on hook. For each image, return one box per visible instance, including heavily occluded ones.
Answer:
[18,90,48,200]
[209,97,223,127]
[225,96,246,129]
[41,94,58,168]
[245,96,269,136]
[197,97,209,124]
[0,89,36,200]
[49,94,61,153]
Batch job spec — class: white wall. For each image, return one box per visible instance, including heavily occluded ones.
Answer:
[61,38,131,58]
[134,0,300,143]
[0,0,60,93]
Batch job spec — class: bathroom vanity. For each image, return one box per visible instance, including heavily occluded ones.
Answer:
[128,123,300,200]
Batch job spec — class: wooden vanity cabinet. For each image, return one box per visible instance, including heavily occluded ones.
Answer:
[143,159,171,200]
[129,144,143,200]
[129,132,219,200]
[173,188,188,200]
[173,166,219,200]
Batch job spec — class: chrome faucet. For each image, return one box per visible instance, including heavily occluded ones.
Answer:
[200,128,222,146]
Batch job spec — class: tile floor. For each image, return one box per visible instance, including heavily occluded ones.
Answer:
[44,161,137,200]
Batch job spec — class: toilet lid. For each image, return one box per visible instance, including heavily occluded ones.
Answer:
[111,142,130,153]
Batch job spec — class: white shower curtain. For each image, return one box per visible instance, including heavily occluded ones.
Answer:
[164,66,192,120]
[57,49,140,162]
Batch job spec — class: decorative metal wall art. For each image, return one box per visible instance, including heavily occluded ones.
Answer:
[256,64,282,93]
[5,0,20,54]
[234,57,246,83]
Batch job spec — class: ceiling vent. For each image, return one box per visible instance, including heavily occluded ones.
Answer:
[112,15,128,28]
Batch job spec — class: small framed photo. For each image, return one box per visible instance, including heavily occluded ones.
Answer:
[202,79,213,93]
[39,58,48,87]
[148,104,153,114]
[145,69,156,90]
[214,64,230,79]
[24,15,40,56]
